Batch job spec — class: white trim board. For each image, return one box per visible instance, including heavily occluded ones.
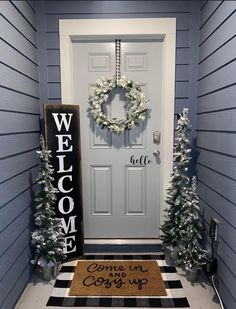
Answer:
[85,239,162,245]
[59,18,176,227]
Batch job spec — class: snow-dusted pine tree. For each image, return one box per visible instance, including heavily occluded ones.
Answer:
[31,135,66,267]
[160,108,191,247]
[178,176,207,269]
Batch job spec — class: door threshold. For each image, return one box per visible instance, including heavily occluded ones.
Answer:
[84,239,162,245]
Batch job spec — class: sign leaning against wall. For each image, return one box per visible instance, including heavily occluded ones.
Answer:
[44,104,84,259]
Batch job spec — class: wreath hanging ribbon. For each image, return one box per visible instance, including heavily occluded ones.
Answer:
[88,40,149,135]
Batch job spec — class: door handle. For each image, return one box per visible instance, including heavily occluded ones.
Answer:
[153,150,160,157]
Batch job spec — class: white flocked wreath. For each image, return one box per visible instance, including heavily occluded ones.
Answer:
[88,76,149,134]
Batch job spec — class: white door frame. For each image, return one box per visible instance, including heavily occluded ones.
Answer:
[59,18,176,228]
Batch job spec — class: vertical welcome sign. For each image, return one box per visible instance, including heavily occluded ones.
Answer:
[44,104,84,259]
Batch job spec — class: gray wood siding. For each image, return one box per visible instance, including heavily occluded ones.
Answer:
[197,2,236,308]
[0,1,39,309]
[35,0,201,137]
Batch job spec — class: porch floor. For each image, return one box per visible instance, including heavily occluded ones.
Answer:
[15,253,221,309]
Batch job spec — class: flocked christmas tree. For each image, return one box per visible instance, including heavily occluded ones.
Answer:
[31,135,66,267]
[160,108,191,247]
[178,176,207,269]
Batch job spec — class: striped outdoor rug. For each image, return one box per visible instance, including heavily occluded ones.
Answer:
[46,254,190,308]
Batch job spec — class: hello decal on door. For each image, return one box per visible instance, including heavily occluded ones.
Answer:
[44,104,83,259]
[130,155,152,166]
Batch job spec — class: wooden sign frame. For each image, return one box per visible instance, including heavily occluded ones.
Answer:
[44,104,84,259]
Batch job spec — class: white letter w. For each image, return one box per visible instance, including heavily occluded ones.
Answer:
[52,113,73,132]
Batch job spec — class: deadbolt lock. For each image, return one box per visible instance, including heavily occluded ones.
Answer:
[153,131,161,144]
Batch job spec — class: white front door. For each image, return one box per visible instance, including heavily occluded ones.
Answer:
[73,41,163,238]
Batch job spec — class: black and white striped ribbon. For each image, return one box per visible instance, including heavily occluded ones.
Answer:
[115,39,121,85]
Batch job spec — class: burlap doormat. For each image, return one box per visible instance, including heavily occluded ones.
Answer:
[69,260,167,296]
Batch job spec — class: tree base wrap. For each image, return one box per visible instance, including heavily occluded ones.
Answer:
[42,265,55,281]
[185,267,198,283]
[164,246,179,267]
[40,262,61,281]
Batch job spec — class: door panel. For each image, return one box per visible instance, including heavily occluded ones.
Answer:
[91,166,112,215]
[125,166,146,215]
[73,41,163,238]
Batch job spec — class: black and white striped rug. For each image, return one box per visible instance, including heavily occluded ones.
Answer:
[47,254,190,308]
